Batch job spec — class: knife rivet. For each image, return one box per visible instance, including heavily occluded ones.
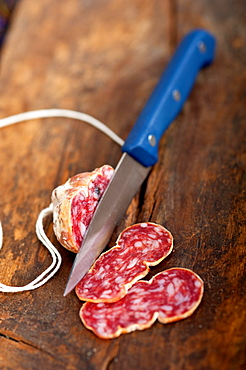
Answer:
[148,134,156,147]
[172,89,181,102]
[198,41,206,53]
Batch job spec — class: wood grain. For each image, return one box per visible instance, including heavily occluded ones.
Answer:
[0,0,245,369]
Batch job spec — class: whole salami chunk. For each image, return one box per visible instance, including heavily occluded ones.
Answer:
[51,165,114,253]
[80,268,203,339]
[76,223,173,302]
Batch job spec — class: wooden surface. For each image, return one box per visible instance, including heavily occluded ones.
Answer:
[0,0,245,369]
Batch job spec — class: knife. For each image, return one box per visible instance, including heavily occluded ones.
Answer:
[64,29,216,295]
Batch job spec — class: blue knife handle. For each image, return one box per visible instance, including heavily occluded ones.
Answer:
[122,29,216,167]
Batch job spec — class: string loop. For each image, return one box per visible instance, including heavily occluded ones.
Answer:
[0,109,123,293]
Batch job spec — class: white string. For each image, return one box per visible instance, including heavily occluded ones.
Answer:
[0,109,124,146]
[0,109,124,292]
[0,222,3,251]
[0,205,61,292]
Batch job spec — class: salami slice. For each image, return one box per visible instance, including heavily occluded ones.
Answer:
[76,223,173,302]
[80,268,203,339]
[51,165,114,253]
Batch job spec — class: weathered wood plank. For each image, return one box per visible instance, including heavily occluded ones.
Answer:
[0,0,245,369]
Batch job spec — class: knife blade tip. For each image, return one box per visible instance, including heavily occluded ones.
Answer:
[63,284,73,296]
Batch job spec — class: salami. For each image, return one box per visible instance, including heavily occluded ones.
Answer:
[76,223,173,302]
[80,268,203,339]
[52,165,114,253]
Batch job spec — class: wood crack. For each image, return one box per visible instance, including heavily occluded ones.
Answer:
[168,0,178,52]
[101,341,120,370]
[0,332,21,344]
[0,332,62,363]
[136,174,152,221]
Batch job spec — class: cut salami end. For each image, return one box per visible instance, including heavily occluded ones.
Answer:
[80,268,204,339]
[76,222,173,303]
[52,165,114,253]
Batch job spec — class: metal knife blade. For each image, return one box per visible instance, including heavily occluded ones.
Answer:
[64,153,150,295]
[64,29,216,295]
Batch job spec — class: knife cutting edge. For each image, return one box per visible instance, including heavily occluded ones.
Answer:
[64,29,216,296]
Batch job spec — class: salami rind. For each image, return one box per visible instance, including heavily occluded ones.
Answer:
[51,165,114,253]
[80,268,203,339]
[76,223,173,302]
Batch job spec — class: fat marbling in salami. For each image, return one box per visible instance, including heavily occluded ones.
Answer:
[52,165,114,253]
[76,223,173,302]
[80,268,203,339]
